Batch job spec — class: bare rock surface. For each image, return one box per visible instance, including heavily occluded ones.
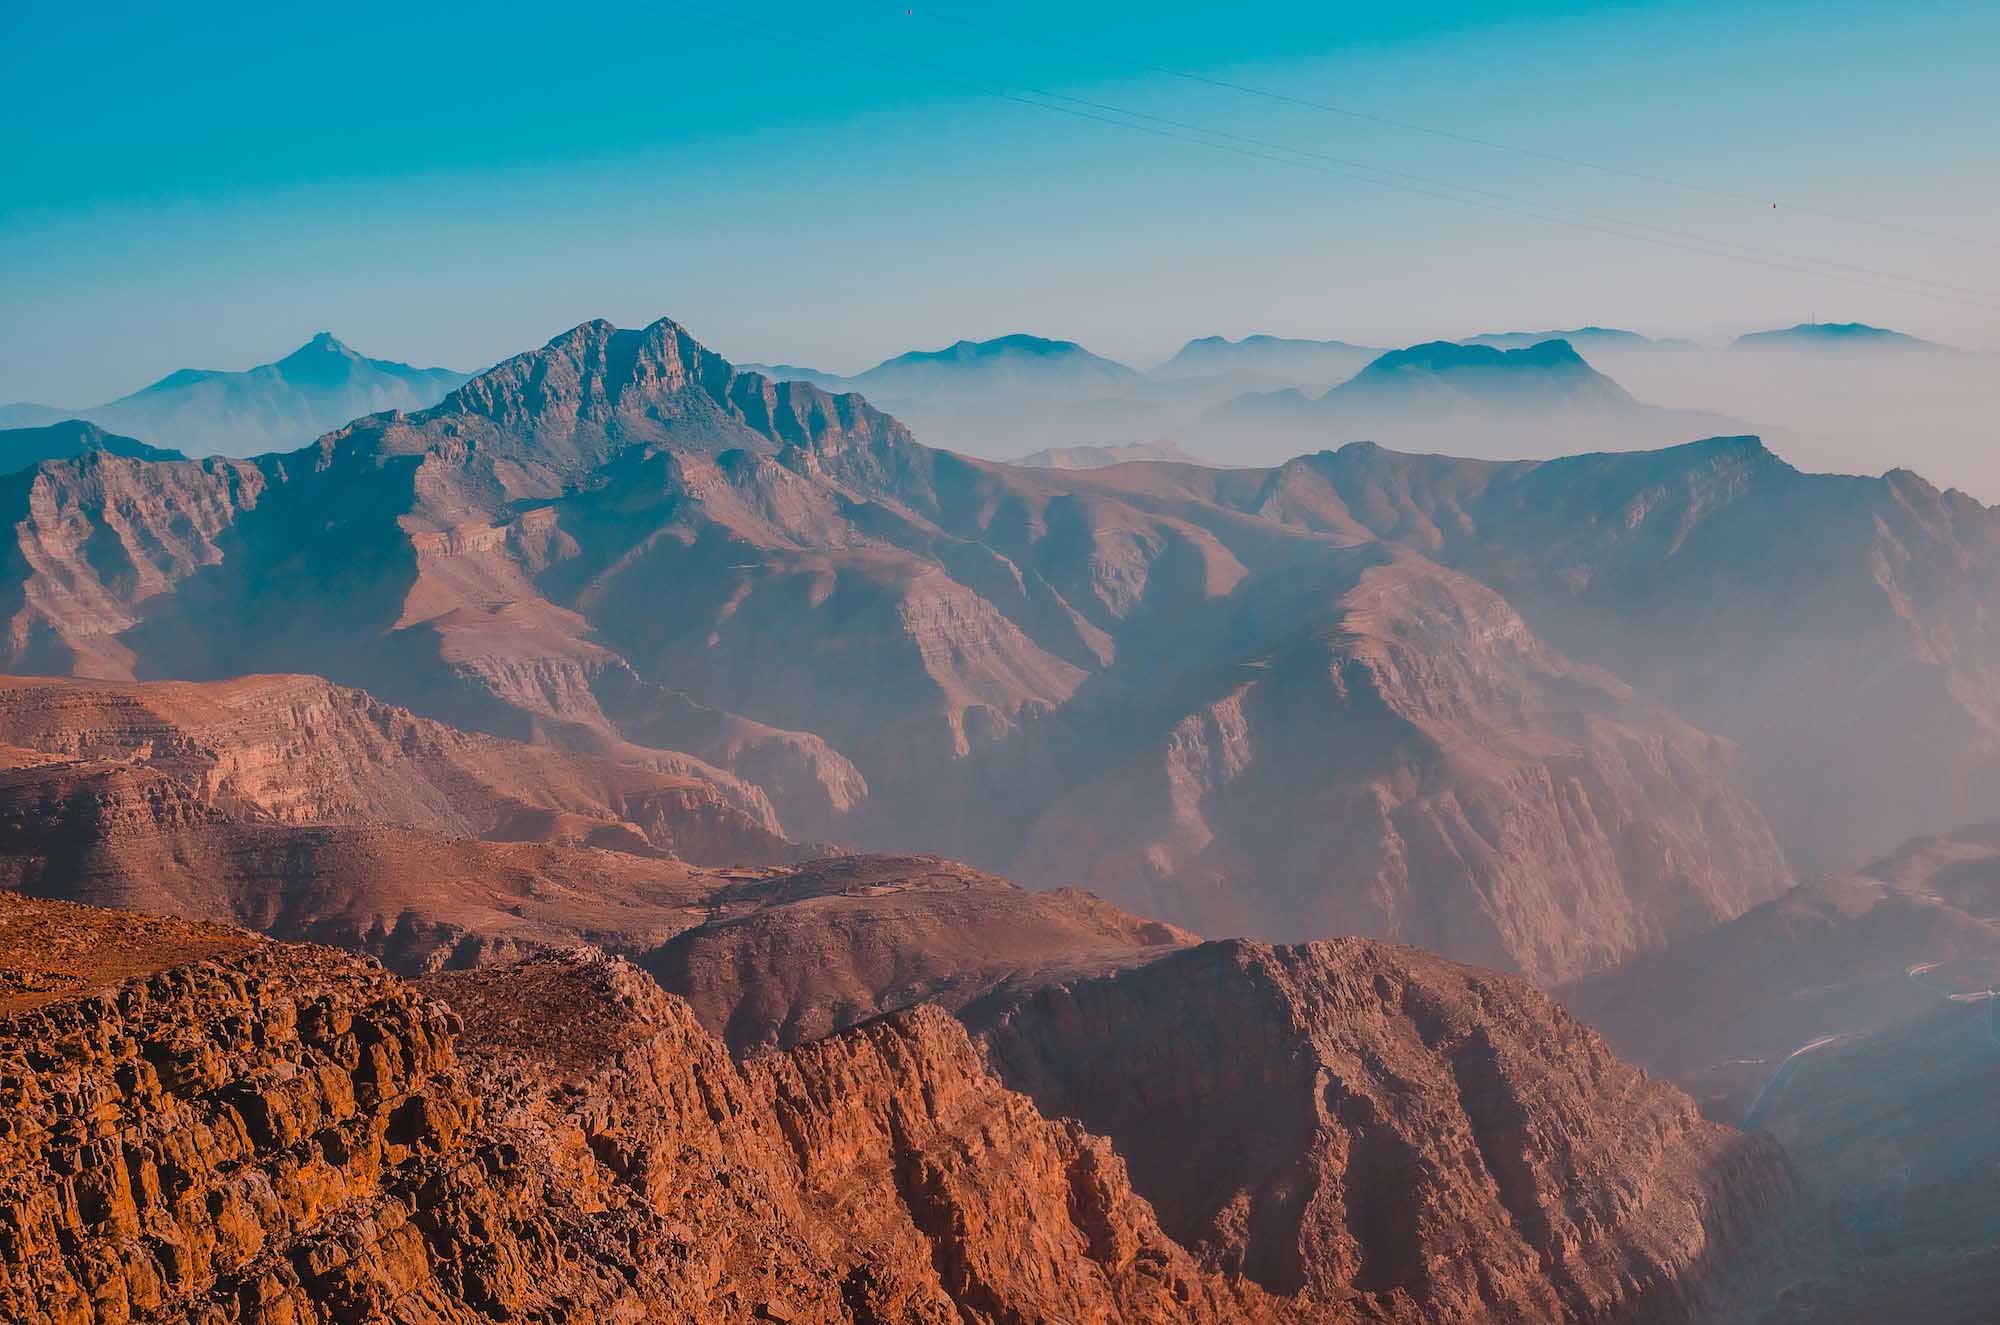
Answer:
[0,893,1282,1324]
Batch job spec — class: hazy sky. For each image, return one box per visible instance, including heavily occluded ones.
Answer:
[3,0,1996,403]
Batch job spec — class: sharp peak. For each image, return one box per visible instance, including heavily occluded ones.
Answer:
[277,331,361,362]
[541,315,693,347]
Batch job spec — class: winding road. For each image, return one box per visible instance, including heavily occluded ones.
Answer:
[1741,1034,1847,1131]
[1741,961,1999,1132]
[1907,961,2000,1043]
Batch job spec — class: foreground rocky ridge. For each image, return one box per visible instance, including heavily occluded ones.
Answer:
[0,894,1783,1324]
[0,893,1277,1324]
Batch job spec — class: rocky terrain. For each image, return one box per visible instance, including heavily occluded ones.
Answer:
[0,892,1787,1324]
[0,684,1192,990]
[973,939,1786,1322]
[999,549,1790,981]
[0,892,1281,1324]
[644,853,1195,1052]
[0,671,798,860]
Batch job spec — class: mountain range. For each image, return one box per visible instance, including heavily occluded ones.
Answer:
[4,308,1999,1319]
[0,312,1994,984]
[25,316,1986,488]
[1149,333,1384,389]
[0,332,470,457]
[746,321,2000,499]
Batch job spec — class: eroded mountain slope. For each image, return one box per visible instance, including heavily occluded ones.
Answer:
[0,672,794,861]
[976,938,1788,1324]
[998,550,1789,981]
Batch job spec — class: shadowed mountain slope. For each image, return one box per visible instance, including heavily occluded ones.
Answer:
[1560,823,2000,1120]
[1556,823,2000,1325]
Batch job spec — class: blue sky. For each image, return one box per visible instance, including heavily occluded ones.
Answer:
[3,0,1996,402]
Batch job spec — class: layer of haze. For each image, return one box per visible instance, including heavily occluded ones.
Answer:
[3,0,1996,426]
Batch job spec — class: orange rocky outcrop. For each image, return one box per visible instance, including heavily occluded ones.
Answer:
[0,894,1280,1324]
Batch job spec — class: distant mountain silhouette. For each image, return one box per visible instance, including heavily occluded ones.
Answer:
[1149,334,1382,392]
[1007,439,1204,469]
[750,334,1153,457]
[861,333,1137,384]
[1335,338,1629,401]
[1459,326,1697,351]
[0,403,74,430]
[1204,338,1741,463]
[0,333,470,457]
[1731,320,1942,351]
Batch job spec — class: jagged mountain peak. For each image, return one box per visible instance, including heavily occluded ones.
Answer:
[331,314,918,498]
